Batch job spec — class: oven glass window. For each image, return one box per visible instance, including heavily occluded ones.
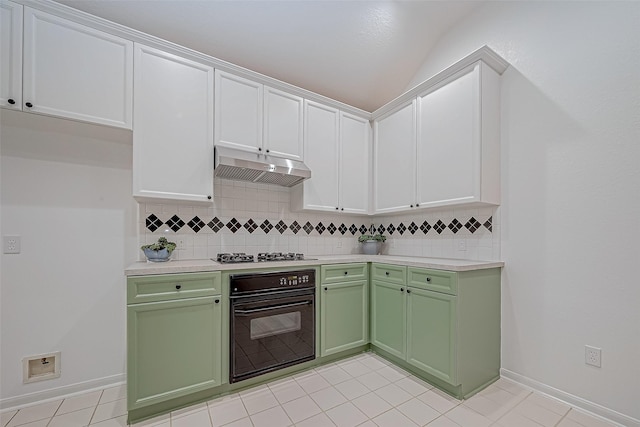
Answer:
[250,312,301,340]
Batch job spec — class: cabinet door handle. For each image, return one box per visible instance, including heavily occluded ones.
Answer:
[341,208,344,211]
[324,287,328,291]
[266,149,270,153]
[416,203,420,207]
[406,289,411,294]
[215,299,220,304]
[207,195,212,200]
[25,102,33,108]
[410,204,414,208]
[175,285,182,290]
[258,147,262,152]
[400,288,404,292]
[426,277,431,282]
[385,272,390,276]
[7,99,15,105]
[336,207,339,210]
[344,271,348,275]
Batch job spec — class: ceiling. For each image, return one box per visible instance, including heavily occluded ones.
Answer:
[54,1,481,112]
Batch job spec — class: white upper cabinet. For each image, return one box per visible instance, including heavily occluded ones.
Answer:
[21,7,133,128]
[1,0,22,110]
[133,43,214,203]
[339,112,370,214]
[374,100,416,213]
[373,60,501,214]
[215,69,303,160]
[264,86,304,160]
[291,101,370,214]
[416,62,500,208]
[292,101,340,211]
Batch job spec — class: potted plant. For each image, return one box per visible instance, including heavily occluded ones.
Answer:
[141,237,177,262]
[358,233,386,255]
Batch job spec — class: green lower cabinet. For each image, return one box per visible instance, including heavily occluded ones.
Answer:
[320,280,369,356]
[406,287,457,385]
[127,295,223,410]
[370,280,406,359]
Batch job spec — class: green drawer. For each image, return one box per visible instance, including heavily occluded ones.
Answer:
[371,263,407,285]
[127,272,221,304]
[321,263,368,284]
[407,267,457,295]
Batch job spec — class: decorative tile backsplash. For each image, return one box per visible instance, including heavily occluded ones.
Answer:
[138,180,500,261]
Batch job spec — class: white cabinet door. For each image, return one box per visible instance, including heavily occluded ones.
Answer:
[22,7,133,128]
[214,70,263,154]
[374,100,416,213]
[133,44,214,203]
[0,0,22,110]
[291,100,340,212]
[417,63,500,207]
[264,86,303,160]
[340,112,370,214]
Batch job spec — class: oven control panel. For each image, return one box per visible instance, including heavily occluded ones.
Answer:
[230,269,316,295]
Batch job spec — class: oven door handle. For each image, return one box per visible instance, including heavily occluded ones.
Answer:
[234,300,311,315]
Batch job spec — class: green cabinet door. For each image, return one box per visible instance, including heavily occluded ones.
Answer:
[406,287,457,385]
[320,280,369,356]
[370,280,406,359]
[127,296,222,410]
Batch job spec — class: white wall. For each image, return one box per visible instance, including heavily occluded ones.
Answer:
[0,110,137,406]
[407,2,640,422]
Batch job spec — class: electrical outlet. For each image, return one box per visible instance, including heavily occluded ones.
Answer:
[585,345,602,367]
[3,236,21,254]
[177,239,186,249]
[457,240,467,251]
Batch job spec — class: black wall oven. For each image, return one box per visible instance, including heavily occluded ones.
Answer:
[229,269,315,383]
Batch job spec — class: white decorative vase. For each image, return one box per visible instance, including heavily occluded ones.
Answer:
[361,240,381,255]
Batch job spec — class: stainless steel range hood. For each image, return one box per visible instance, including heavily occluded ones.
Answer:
[214,146,311,187]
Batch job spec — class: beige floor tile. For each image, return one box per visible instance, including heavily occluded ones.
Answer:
[6,420,49,427]
[171,408,212,427]
[281,395,321,424]
[557,418,585,427]
[99,385,127,404]
[513,399,564,426]
[397,397,441,425]
[495,410,546,427]
[90,415,130,426]
[240,387,279,415]
[48,407,93,427]
[417,388,461,414]
[376,364,409,382]
[57,390,102,415]
[526,392,571,416]
[356,371,391,391]
[221,417,252,427]
[250,406,293,427]
[269,379,307,404]
[91,398,127,424]
[6,400,62,427]
[333,378,370,400]
[209,394,247,427]
[334,360,372,378]
[325,402,368,427]
[426,416,463,427]
[0,410,18,427]
[351,392,392,418]
[130,412,170,426]
[315,365,351,385]
[295,372,331,394]
[395,376,433,396]
[374,382,413,406]
[463,393,512,421]
[565,409,617,427]
[294,412,337,427]
[445,404,493,427]
[372,408,419,427]
[308,386,348,411]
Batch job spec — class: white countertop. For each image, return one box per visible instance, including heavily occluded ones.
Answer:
[125,255,504,276]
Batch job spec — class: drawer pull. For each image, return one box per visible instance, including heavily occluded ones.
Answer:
[215,299,220,304]
[400,288,404,292]
[344,271,348,275]
[324,287,328,291]
[407,289,411,294]
[175,285,182,290]
[385,272,390,276]
[426,277,431,282]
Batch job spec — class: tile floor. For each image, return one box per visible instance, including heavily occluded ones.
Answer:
[0,353,618,427]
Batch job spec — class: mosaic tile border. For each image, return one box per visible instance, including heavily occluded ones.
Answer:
[146,214,492,236]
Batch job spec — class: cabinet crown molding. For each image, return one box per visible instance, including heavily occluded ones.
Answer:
[371,45,509,120]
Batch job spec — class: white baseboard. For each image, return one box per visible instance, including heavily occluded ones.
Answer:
[0,374,126,412]
[500,368,639,427]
